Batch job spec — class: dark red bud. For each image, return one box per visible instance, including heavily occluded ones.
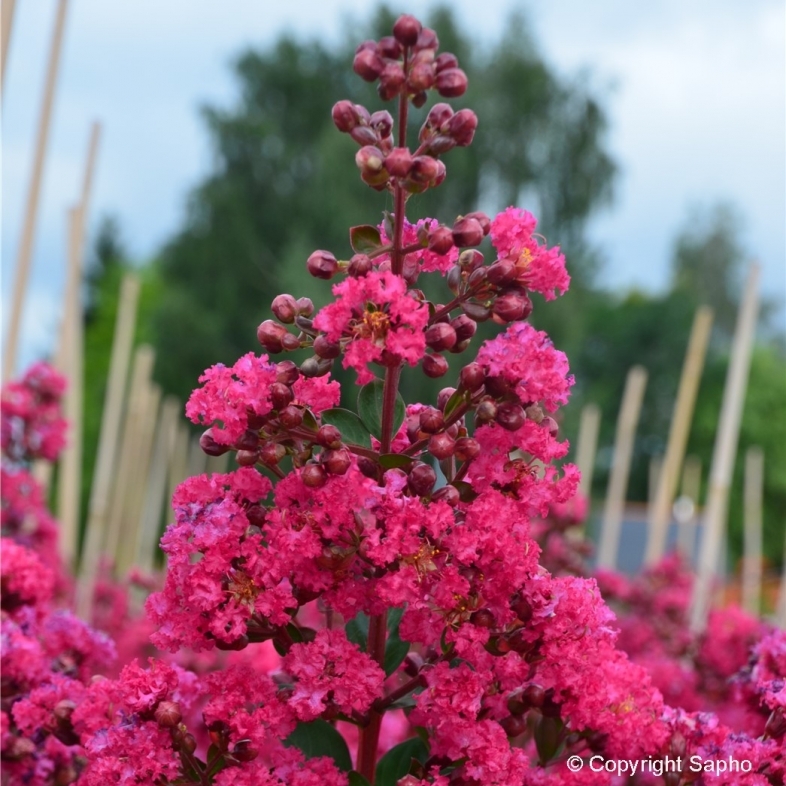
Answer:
[464,211,490,236]
[437,387,457,410]
[235,429,259,451]
[422,354,449,378]
[385,147,414,178]
[296,297,314,317]
[507,690,528,716]
[487,259,518,286]
[496,401,525,431]
[428,432,455,460]
[282,333,301,351]
[257,319,287,352]
[272,293,298,323]
[324,448,352,476]
[347,253,373,277]
[414,27,439,51]
[155,701,182,728]
[403,651,424,676]
[331,100,358,132]
[428,227,454,255]
[446,108,478,146]
[523,684,546,708]
[259,442,286,466]
[181,733,197,754]
[419,407,444,434]
[467,267,487,289]
[408,462,437,496]
[411,90,428,109]
[235,449,258,466]
[276,360,299,385]
[317,424,342,449]
[454,437,480,461]
[353,48,384,81]
[355,145,386,176]
[475,399,498,424]
[409,61,436,91]
[424,135,456,155]
[484,375,513,397]
[279,405,304,429]
[393,14,422,46]
[350,125,379,147]
[307,250,338,280]
[432,484,460,506]
[232,740,259,762]
[541,416,559,438]
[435,52,459,73]
[765,707,786,738]
[450,314,478,341]
[200,429,229,456]
[409,155,439,184]
[377,36,403,59]
[432,160,447,186]
[314,335,341,359]
[370,110,394,139]
[458,249,484,270]
[470,609,495,628]
[357,456,380,480]
[458,365,483,395]
[500,715,527,738]
[493,292,532,323]
[215,634,249,652]
[452,217,484,248]
[378,62,406,100]
[270,382,294,410]
[436,67,468,98]
[302,462,327,488]
[426,102,454,131]
[425,322,457,352]
[355,40,377,54]
[300,356,333,378]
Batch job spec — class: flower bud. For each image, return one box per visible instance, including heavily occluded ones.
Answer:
[276,359,300,385]
[415,27,439,51]
[409,155,440,184]
[53,699,76,723]
[425,322,457,352]
[511,593,533,622]
[541,416,559,438]
[231,740,259,763]
[408,462,437,496]
[428,227,454,255]
[424,135,456,156]
[523,683,546,709]
[377,36,403,59]
[766,707,786,738]
[452,217,484,248]
[370,110,393,139]
[307,250,339,280]
[393,14,422,46]
[493,292,532,323]
[200,428,229,457]
[301,356,333,378]
[464,211,490,236]
[385,147,414,178]
[425,102,454,132]
[353,48,384,81]
[496,401,525,431]
[436,67,468,97]
[422,354,449,378]
[155,701,182,728]
[235,429,259,451]
[355,145,386,177]
[419,407,444,434]
[432,485,460,506]
[467,267,487,289]
[484,375,513,397]
[235,449,258,466]
[331,100,359,132]
[296,297,314,317]
[257,320,287,352]
[215,634,249,652]
[260,442,286,466]
[279,405,304,429]
[437,387,457,410]
[447,108,478,146]
[271,293,298,323]
[432,160,447,187]
[470,609,495,628]
[350,125,379,146]
[378,62,406,100]
[268,382,293,411]
[314,335,341,359]
[452,314,478,342]
[403,651,424,676]
[486,259,518,286]
[435,52,459,72]
[500,715,527,738]
[317,424,342,449]
[475,399,497,424]
[347,253,373,277]
[324,448,352,475]
[411,90,428,109]
[409,62,436,91]
[428,432,455,459]
[461,304,491,325]
[357,456,379,480]
[302,462,327,488]
[454,437,480,461]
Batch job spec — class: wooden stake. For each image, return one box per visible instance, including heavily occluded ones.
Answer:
[645,307,713,565]
[104,345,155,570]
[3,0,69,380]
[742,446,764,616]
[690,264,761,632]
[1,0,16,91]
[648,456,663,516]
[777,529,786,629]
[75,273,140,619]
[596,366,648,570]
[676,455,702,561]
[166,420,190,522]
[187,432,208,478]
[576,403,601,497]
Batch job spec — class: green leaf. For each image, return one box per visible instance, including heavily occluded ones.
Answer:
[453,481,478,503]
[345,612,370,651]
[301,409,319,432]
[384,637,410,677]
[379,453,414,470]
[534,716,563,765]
[375,737,429,786]
[387,606,405,634]
[443,389,468,420]
[350,224,383,254]
[349,773,372,786]
[284,720,353,772]
[321,408,372,448]
[358,380,405,441]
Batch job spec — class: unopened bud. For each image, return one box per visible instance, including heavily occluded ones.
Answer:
[378,62,406,100]
[200,429,229,456]
[436,67,468,98]
[155,701,182,728]
[454,437,480,461]
[269,382,293,411]
[475,399,497,424]
[317,424,342,449]
[464,211,490,236]
[332,100,359,132]
[348,253,373,277]
[232,739,259,763]
[452,315,478,343]
[257,320,287,352]
[493,292,532,323]
[435,52,459,73]
[409,155,440,184]
[422,354,449,378]
[409,62,436,91]
[459,249,484,270]
[496,401,525,431]
[428,432,455,459]
[447,108,478,147]
[307,250,338,280]
[279,405,304,429]
[437,387,457,410]
[353,48,384,81]
[428,227,454,255]
[314,335,341,359]
[487,259,518,286]
[259,442,286,466]
[377,36,402,59]
[296,297,314,317]
[425,322,457,352]
[419,407,444,434]
[470,609,495,628]
[350,125,379,146]
[276,359,300,385]
[324,448,352,476]
[408,462,437,496]
[385,147,414,178]
[541,416,559,438]
[452,217,484,248]
[393,14,422,46]
[432,484,460,506]
[415,27,439,51]
[272,294,298,323]
[302,462,327,488]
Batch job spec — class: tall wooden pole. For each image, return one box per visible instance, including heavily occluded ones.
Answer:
[645,307,713,565]
[1,0,16,92]
[676,455,702,561]
[596,366,648,570]
[741,447,764,616]
[56,123,101,567]
[76,274,140,619]
[690,265,761,632]
[576,403,601,497]
[777,530,786,629]
[3,0,69,380]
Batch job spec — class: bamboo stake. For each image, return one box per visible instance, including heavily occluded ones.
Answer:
[690,264,761,632]
[75,273,140,619]
[576,403,601,497]
[648,456,663,516]
[777,530,786,629]
[596,366,648,570]
[116,381,161,576]
[206,452,231,475]
[3,0,69,380]
[104,345,155,569]
[187,432,208,478]
[166,420,190,520]
[742,447,764,616]
[135,396,179,573]
[1,0,16,92]
[645,307,713,565]
[676,455,702,561]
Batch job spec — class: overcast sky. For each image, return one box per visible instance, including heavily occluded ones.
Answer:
[2,0,784,371]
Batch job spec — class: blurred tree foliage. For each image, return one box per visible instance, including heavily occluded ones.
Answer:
[147,5,616,403]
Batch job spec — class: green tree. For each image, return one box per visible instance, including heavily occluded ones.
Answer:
[149,5,616,404]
